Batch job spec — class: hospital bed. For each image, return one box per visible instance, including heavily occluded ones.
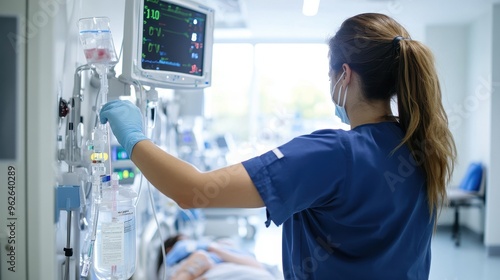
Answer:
[157,258,283,280]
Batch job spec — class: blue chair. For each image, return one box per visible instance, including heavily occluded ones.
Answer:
[447,162,485,246]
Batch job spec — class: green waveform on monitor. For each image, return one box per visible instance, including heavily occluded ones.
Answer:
[164,29,189,39]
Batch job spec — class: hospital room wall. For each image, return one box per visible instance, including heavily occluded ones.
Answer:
[24,0,69,278]
[425,10,493,235]
[459,4,500,254]
[485,3,500,255]
[463,11,493,241]
[426,25,469,186]
[426,24,470,227]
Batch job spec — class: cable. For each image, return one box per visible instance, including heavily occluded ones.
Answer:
[133,81,145,208]
[147,180,168,280]
[134,171,144,208]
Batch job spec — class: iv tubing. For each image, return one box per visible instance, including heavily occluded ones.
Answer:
[147,180,168,280]
[134,174,144,208]
[81,178,101,277]
[90,201,99,251]
[133,81,145,208]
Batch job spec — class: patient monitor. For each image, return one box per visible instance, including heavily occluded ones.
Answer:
[122,0,215,88]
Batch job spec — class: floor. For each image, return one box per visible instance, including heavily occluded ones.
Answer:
[246,221,500,280]
[429,227,500,280]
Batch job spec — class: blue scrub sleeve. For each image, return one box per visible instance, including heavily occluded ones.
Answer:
[242,130,349,227]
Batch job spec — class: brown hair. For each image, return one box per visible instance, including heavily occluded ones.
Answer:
[328,13,456,224]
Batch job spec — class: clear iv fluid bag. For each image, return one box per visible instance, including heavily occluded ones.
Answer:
[78,17,118,66]
[94,184,137,280]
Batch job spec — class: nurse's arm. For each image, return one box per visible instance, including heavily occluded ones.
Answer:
[130,140,265,209]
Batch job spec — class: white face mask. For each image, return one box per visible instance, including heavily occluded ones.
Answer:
[330,71,350,124]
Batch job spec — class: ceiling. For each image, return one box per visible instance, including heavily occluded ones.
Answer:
[82,0,499,44]
[208,0,499,42]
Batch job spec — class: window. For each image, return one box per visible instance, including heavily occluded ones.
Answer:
[206,43,340,159]
[254,43,335,145]
[205,44,254,142]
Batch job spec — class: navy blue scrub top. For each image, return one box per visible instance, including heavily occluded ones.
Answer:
[242,122,433,280]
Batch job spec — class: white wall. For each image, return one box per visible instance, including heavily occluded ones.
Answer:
[426,25,469,183]
[461,12,493,235]
[25,0,66,278]
[485,3,500,253]
[426,24,470,226]
[0,2,29,279]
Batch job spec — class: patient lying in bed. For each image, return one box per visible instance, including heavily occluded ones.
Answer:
[157,234,280,280]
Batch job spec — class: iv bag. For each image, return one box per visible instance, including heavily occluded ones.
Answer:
[94,177,137,280]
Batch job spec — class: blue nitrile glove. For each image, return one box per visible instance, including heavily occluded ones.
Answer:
[99,100,148,157]
[165,240,211,266]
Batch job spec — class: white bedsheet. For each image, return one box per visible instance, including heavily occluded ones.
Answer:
[157,262,282,280]
[202,263,279,280]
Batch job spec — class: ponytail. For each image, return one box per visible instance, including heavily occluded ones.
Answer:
[396,39,457,221]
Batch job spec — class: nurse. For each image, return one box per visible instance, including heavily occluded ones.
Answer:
[100,13,456,280]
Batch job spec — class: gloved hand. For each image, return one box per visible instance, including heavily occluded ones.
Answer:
[165,240,212,266]
[99,100,148,157]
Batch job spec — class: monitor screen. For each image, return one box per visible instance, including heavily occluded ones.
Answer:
[141,1,206,76]
[122,0,214,88]
[111,145,130,161]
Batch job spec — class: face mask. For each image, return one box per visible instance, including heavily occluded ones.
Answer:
[335,105,350,125]
[330,71,350,125]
